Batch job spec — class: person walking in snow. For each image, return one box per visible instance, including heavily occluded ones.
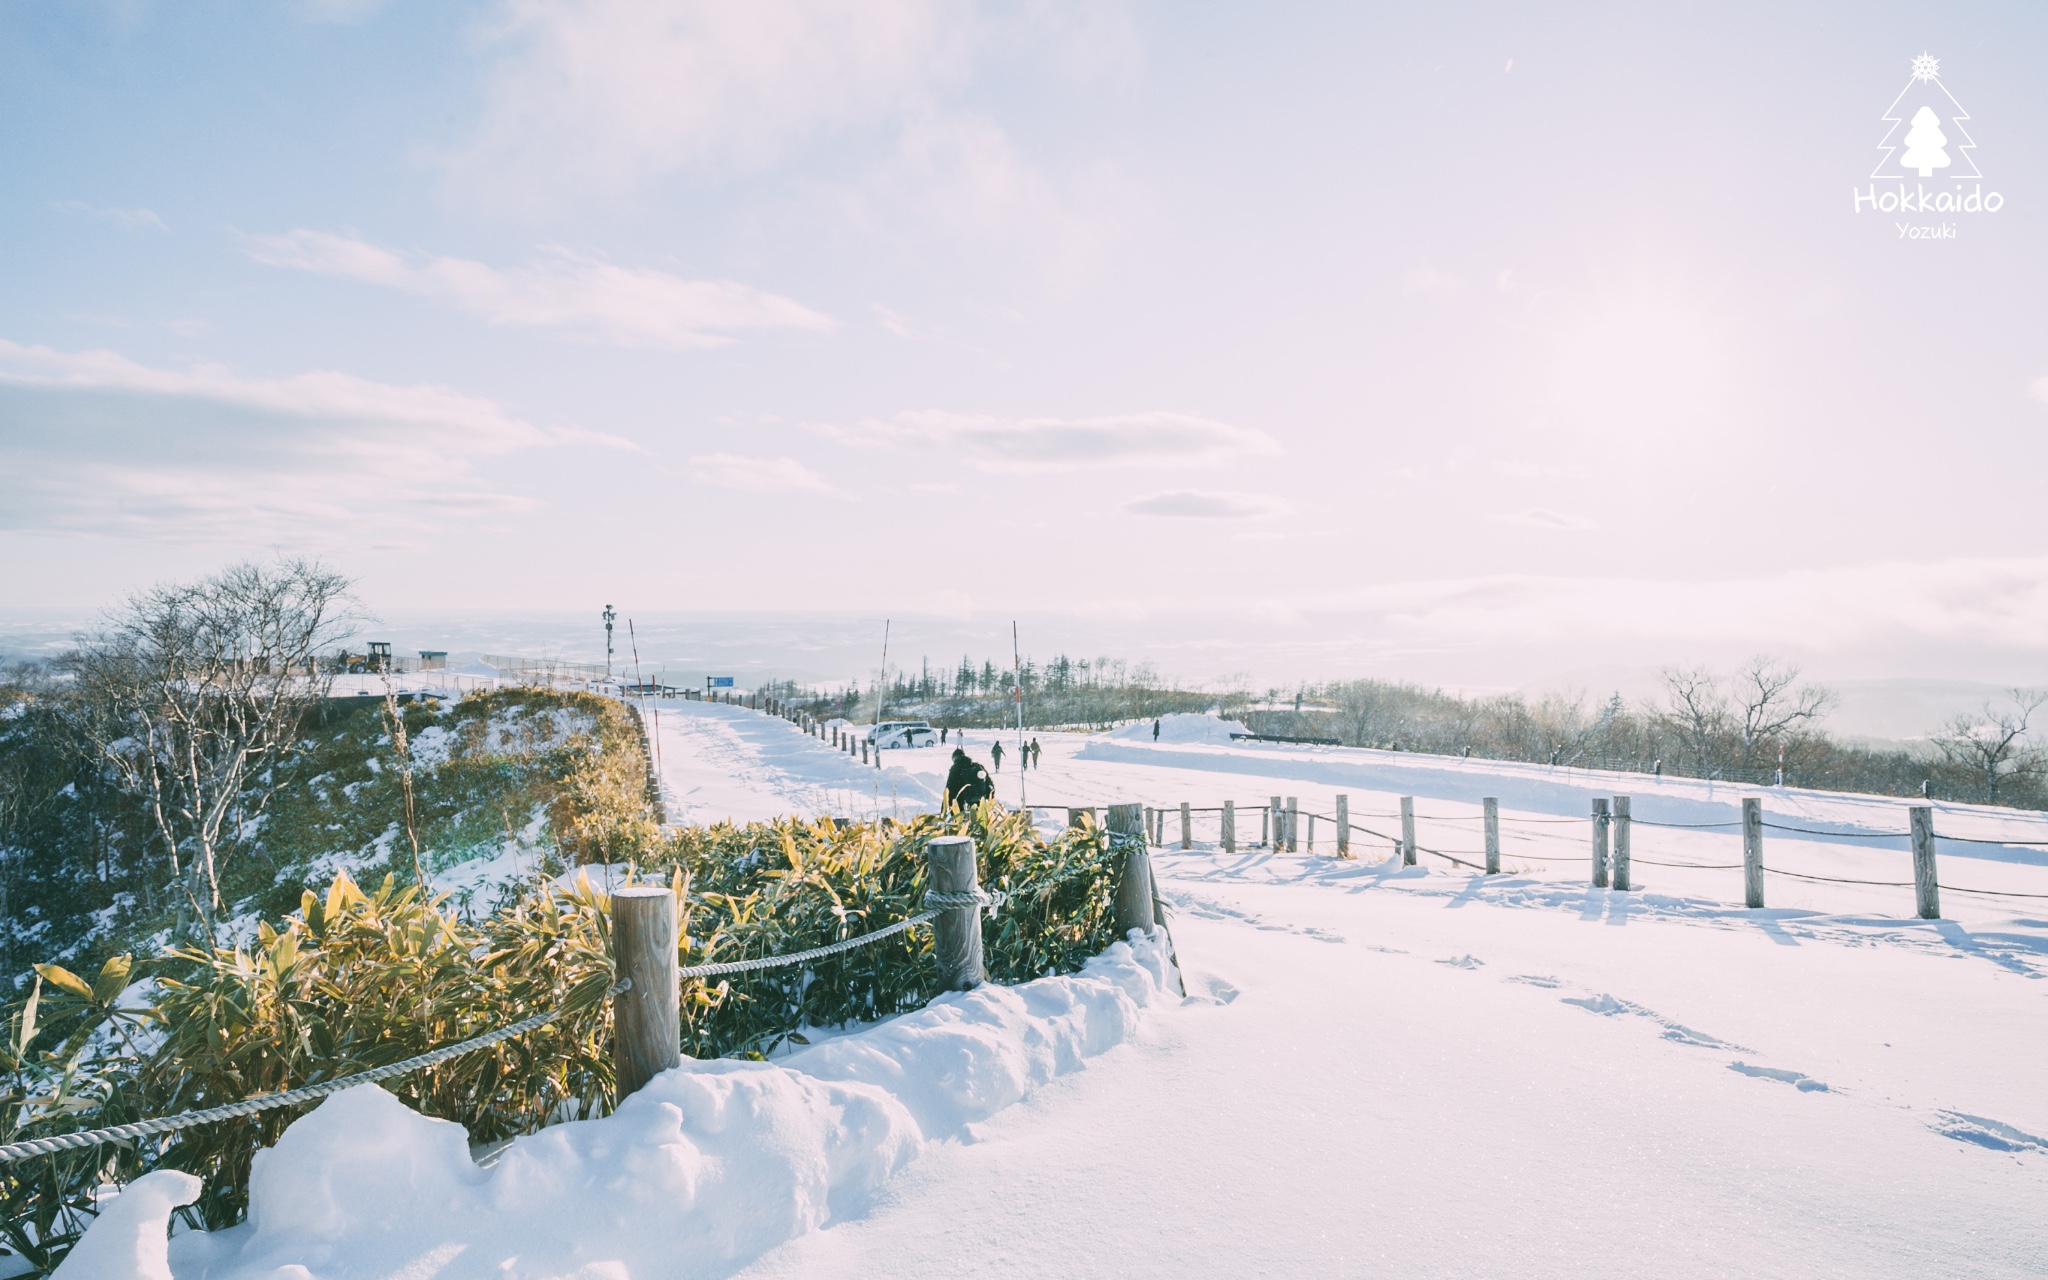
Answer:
[944,747,994,811]
[940,726,948,744]
[1030,737,1041,769]
[991,740,1004,771]
[1153,719,1161,741]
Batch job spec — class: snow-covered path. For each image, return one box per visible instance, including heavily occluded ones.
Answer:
[644,699,940,826]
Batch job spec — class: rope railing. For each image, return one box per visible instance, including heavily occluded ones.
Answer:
[0,887,1007,1166]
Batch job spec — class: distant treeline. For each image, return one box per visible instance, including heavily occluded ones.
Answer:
[776,653,1240,732]
[775,653,2048,811]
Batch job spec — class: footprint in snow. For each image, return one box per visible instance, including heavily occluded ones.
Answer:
[1728,1061,1831,1092]
[1507,974,1562,988]
[1180,971,1241,1006]
[1435,955,1484,969]
[1560,993,1754,1053]
[1930,1111,2048,1153]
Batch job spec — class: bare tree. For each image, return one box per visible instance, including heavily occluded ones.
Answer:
[1658,665,1730,777]
[1732,656,1835,772]
[66,559,357,937]
[1932,689,2048,804]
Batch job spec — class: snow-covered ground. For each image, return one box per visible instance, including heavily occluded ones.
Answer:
[653,703,2048,1274]
[73,705,2047,1278]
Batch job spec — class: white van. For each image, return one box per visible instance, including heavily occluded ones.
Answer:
[865,720,940,749]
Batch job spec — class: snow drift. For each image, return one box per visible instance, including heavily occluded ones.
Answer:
[1106,712,1246,745]
[64,932,1180,1280]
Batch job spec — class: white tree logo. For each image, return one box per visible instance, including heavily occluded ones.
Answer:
[1872,53,1980,181]
[1899,106,1949,177]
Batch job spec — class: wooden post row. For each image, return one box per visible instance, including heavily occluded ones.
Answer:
[1742,797,1765,909]
[926,835,985,990]
[1909,805,1940,920]
[1107,803,1157,939]
[1612,795,1631,892]
[612,887,681,1100]
[1590,797,1610,888]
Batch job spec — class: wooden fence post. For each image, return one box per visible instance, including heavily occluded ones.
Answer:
[1112,823,1157,939]
[1742,797,1764,909]
[611,887,681,1100]
[1483,797,1499,874]
[1108,802,1144,840]
[1336,795,1350,857]
[1286,796,1299,853]
[1910,805,1940,920]
[1268,796,1281,849]
[1612,796,1632,891]
[1222,800,1236,853]
[925,835,984,990]
[1400,796,1416,866]
[1180,801,1192,850]
[1591,798,1610,887]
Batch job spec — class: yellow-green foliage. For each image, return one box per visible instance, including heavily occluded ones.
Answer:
[1,807,1129,1271]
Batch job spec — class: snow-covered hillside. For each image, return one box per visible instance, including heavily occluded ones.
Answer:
[71,700,2047,1278]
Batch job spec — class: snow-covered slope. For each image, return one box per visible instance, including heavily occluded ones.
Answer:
[68,707,2045,1278]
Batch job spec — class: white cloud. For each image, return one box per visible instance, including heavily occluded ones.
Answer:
[1494,508,1594,530]
[50,201,168,232]
[0,339,630,541]
[1124,489,1284,519]
[449,0,972,203]
[819,410,1278,473]
[687,453,842,496]
[245,230,833,349]
[440,0,1139,263]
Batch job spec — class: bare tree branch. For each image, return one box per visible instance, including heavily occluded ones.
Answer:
[64,558,358,939]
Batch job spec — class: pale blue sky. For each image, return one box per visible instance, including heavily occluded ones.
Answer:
[4,1,2046,687]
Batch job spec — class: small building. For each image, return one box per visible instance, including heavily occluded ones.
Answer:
[418,650,448,671]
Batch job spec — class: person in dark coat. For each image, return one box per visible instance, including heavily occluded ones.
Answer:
[1030,738,1041,768]
[991,740,1004,771]
[944,748,994,810]
[1153,719,1161,740]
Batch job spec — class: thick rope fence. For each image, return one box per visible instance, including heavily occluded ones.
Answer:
[0,886,1011,1166]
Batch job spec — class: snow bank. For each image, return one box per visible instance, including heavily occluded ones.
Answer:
[1106,712,1246,745]
[71,932,1178,1280]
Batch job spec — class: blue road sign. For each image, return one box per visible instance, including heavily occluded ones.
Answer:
[707,676,735,688]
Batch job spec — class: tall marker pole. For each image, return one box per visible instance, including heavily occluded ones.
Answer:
[1012,620,1027,810]
[872,621,891,808]
[628,619,663,791]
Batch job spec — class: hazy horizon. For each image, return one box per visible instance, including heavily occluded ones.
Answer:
[6,3,2047,713]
